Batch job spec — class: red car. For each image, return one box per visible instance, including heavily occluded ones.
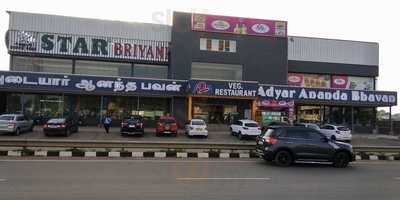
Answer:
[156,117,178,137]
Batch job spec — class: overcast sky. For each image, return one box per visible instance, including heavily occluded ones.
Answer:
[1,0,399,113]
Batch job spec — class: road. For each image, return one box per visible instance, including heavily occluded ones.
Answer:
[0,158,399,200]
[1,126,400,146]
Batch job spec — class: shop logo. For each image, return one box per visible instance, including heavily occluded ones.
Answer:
[11,31,37,51]
[288,75,302,83]
[251,23,270,33]
[334,78,346,85]
[194,81,211,95]
[211,20,230,30]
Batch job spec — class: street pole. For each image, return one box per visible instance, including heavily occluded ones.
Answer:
[389,106,394,135]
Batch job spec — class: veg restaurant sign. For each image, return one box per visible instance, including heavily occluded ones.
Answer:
[192,13,287,37]
[6,30,169,62]
[189,79,258,98]
[258,85,397,106]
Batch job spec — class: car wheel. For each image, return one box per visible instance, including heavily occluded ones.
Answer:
[65,129,71,137]
[330,135,336,141]
[15,128,21,136]
[238,132,243,140]
[28,125,34,132]
[274,150,293,167]
[230,128,235,136]
[333,152,350,168]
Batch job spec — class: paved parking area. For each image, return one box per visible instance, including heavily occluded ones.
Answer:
[0,126,400,146]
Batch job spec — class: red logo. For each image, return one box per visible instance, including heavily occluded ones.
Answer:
[195,81,211,94]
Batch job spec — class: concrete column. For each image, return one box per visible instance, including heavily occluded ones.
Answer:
[187,96,192,121]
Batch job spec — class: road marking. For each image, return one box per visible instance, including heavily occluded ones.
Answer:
[176,177,271,181]
[0,179,7,182]
[394,177,400,180]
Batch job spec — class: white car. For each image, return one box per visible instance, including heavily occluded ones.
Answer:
[319,124,352,142]
[230,119,261,140]
[295,123,320,130]
[185,119,208,137]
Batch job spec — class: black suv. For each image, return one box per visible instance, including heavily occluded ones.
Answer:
[120,115,144,136]
[256,126,355,168]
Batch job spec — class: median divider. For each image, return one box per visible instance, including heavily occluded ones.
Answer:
[0,139,399,160]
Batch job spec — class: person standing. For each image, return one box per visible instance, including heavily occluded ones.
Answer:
[103,114,112,134]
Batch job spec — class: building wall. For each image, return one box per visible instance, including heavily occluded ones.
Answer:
[8,11,171,41]
[170,12,288,85]
[288,36,379,77]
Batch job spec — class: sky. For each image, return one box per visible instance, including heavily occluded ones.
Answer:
[1,0,399,113]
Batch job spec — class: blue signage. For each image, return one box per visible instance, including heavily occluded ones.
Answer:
[258,85,397,106]
[0,71,187,96]
[189,79,258,98]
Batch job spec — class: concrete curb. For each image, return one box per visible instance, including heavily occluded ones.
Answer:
[0,150,399,161]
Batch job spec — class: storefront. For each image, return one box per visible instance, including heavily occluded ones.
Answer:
[0,71,186,126]
[187,79,258,124]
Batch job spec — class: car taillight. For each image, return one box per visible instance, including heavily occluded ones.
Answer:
[121,122,127,126]
[263,136,278,145]
[60,124,66,128]
[243,126,249,130]
[8,123,16,128]
[258,127,261,130]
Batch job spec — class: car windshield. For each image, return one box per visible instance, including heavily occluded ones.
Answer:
[261,128,276,137]
[308,124,320,129]
[245,123,258,127]
[0,115,14,120]
[192,120,205,125]
[47,118,66,124]
[338,126,350,131]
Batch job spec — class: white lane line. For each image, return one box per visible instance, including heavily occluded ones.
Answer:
[0,179,7,182]
[394,177,400,180]
[177,177,271,181]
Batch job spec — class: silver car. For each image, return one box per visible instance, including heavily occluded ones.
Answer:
[0,114,34,135]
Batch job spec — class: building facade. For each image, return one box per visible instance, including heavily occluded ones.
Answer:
[0,11,397,132]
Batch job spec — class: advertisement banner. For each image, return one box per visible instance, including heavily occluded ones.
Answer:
[0,71,186,96]
[288,73,330,88]
[331,75,374,90]
[6,30,169,62]
[192,13,287,37]
[189,79,258,98]
[258,85,397,106]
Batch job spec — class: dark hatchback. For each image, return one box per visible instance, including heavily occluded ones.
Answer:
[256,126,355,168]
[120,116,144,136]
[43,118,79,136]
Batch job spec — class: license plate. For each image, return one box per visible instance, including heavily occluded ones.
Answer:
[164,131,171,134]
[129,125,135,128]
[196,128,203,131]
[48,125,58,128]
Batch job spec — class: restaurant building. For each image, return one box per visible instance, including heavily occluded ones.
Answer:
[0,11,397,132]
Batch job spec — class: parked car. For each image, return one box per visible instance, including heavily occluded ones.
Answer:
[256,126,355,168]
[120,115,144,136]
[230,119,261,140]
[156,117,178,137]
[185,119,208,137]
[319,124,352,142]
[43,118,79,136]
[294,122,320,130]
[0,114,34,135]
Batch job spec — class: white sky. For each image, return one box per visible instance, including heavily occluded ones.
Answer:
[1,0,399,113]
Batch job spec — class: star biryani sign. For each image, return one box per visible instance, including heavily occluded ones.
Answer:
[7,30,169,62]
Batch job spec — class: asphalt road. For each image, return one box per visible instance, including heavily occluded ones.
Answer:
[0,158,399,200]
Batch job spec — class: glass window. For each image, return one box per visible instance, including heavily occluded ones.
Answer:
[75,60,131,77]
[79,96,102,126]
[191,62,242,80]
[6,94,22,114]
[287,129,310,139]
[245,123,258,127]
[12,56,72,74]
[206,39,212,50]
[134,64,168,79]
[224,40,230,52]
[200,38,207,50]
[218,40,224,51]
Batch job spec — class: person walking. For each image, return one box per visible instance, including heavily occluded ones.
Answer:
[103,114,112,134]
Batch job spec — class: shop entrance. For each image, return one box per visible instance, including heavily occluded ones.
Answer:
[191,97,252,124]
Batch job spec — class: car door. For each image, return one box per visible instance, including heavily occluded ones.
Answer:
[285,128,311,159]
[305,130,335,160]
[320,125,334,137]
[231,121,240,133]
[16,116,26,131]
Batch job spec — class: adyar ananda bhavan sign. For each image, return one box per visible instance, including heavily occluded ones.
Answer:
[0,71,397,106]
